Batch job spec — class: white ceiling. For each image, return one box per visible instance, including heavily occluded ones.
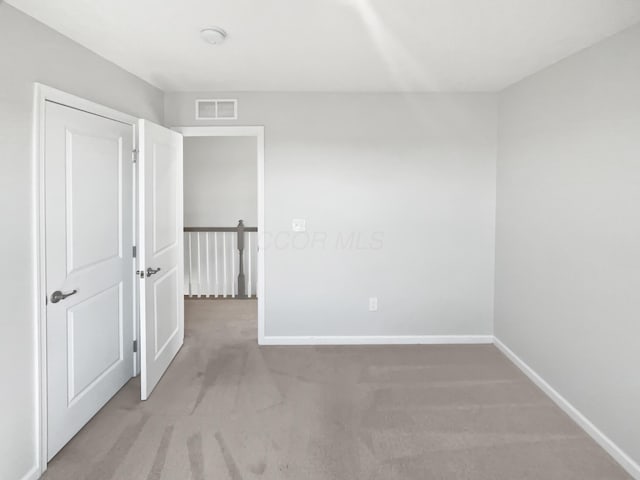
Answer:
[7,0,640,92]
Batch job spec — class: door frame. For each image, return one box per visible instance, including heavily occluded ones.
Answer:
[32,84,139,474]
[174,126,266,343]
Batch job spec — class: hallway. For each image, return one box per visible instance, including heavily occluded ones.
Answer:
[42,300,629,480]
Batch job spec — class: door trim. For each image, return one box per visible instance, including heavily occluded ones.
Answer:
[33,84,138,475]
[173,126,266,344]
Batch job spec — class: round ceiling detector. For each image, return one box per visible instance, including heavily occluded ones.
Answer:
[200,27,227,45]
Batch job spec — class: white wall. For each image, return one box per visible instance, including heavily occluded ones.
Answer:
[184,136,257,226]
[495,24,640,471]
[166,92,498,338]
[183,136,258,296]
[0,5,164,479]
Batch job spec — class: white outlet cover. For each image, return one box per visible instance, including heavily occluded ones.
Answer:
[292,218,306,232]
[369,297,378,311]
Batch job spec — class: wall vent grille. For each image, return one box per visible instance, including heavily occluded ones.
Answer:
[195,99,238,120]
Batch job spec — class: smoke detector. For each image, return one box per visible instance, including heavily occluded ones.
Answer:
[200,27,227,45]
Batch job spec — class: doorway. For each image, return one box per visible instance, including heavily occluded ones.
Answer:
[175,127,265,342]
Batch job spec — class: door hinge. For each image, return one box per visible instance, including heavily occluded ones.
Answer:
[132,148,138,163]
[132,245,137,258]
[133,340,138,353]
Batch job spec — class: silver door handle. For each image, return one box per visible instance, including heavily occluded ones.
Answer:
[50,289,78,304]
[146,267,161,277]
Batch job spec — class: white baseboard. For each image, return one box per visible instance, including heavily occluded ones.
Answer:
[19,464,40,480]
[494,337,640,480]
[260,335,493,346]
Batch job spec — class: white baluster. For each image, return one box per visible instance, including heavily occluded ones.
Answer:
[214,232,219,298]
[197,232,202,297]
[248,233,252,298]
[231,232,236,298]
[205,232,210,298]
[188,232,193,297]
[223,233,227,298]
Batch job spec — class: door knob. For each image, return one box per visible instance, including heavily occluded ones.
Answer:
[146,267,161,277]
[50,289,78,304]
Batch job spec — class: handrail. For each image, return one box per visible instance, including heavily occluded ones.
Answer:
[184,226,257,232]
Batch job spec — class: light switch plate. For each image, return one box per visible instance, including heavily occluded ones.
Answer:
[292,218,306,232]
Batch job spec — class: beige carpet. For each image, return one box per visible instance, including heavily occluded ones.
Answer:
[42,299,630,480]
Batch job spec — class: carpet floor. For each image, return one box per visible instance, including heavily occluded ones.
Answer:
[42,299,630,480]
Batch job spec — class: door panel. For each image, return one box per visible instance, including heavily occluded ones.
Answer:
[152,142,178,252]
[66,130,122,272]
[67,284,123,403]
[139,120,184,400]
[153,268,179,356]
[45,101,134,460]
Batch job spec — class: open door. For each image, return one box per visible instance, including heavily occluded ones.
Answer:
[138,119,184,400]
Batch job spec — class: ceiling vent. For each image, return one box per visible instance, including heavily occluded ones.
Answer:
[195,99,238,120]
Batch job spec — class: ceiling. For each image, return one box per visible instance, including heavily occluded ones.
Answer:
[7,0,640,92]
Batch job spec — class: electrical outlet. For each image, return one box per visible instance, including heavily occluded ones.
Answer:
[369,297,378,311]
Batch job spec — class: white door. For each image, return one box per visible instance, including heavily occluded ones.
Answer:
[45,101,134,459]
[138,120,184,400]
